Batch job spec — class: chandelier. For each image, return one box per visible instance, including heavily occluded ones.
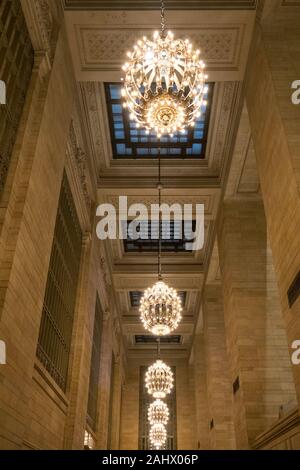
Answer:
[145,359,174,398]
[122,0,208,137]
[148,399,169,425]
[149,423,167,449]
[139,143,182,336]
[140,280,182,335]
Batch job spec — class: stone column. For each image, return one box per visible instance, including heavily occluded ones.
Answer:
[192,335,210,450]
[64,232,94,449]
[119,361,140,450]
[245,6,300,405]
[218,199,296,448]
[109,355,123,450]
[0,23,75,449]
[95,310,113,449]
[203,285,236,449]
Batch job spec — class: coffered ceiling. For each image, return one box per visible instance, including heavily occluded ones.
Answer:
[64,2,258,358]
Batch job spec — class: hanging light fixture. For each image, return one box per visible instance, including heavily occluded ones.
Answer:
[149,423,167,449]
[122,0,208,137]
[139,147,182,336]
[148,399,169,425]
[145,359,173,398]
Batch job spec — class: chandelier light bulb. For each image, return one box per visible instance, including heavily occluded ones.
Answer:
[149,423,167,449]
[139,280,182,336]
[148,399,169,425]
[145,359,174,398]
[121,29,207,136]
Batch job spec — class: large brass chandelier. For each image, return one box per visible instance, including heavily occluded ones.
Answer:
[148,399,169,425]
[140,280,182,335]
[149,423,167,449]
[145,359,174,399]
[122,0,208,137]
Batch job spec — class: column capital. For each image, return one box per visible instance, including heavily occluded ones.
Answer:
[82,231,92,247]
[33,51,51,77]
[103,308,111,322]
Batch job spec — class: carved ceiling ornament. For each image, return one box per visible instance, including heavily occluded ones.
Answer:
[80,27,240,68]
[69,120,91,210]
[32,0,53,52]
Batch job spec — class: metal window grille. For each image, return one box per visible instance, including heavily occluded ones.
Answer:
[124,220,196,253]
[0,0,34,193]
[138,366,177,450]
[87,295,103,431]
[105,82,213,159]
[36,172,82,392]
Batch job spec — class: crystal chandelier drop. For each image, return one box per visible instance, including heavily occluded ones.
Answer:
[122,0,208,137]
[149,423,167,449]
[148,399,169,425]
[145,359,174,398]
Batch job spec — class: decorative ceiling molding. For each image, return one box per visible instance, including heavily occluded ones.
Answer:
[21,0,56,55]
[64,0,258,11]
[79,81,241,188]
[79,27,241,68]
[68,120,92,210]
[65,10,256,81]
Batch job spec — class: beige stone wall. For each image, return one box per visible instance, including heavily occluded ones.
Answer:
[0,4,124,450]
[203,285,236,450]
[218,199,296,448]
[245,9,300,406]
[0,23,76,449]
[120,358,196,450]
[120,361,140,450]
[191,335,210,450]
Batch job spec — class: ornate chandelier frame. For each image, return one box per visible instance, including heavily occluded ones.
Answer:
[122,0,208,137]
[149,423,167,449]
[148,398,169,426]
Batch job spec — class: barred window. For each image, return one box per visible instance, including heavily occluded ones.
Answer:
[87,295,103,431]
[37,172,82,391]
[139,366,177,450]
[0,0,34,193]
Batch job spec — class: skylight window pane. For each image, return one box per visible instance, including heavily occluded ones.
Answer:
[112,104,122,114]
[115,131,125,139]
[194,130,203,139]
[105,82,213,159]
[109,84,121,99]
[192,143,202,154]
[117,143,126,154]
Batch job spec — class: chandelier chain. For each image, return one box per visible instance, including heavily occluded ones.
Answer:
[157,337,161,359]
[160,0,166,37]
[158,145,162,280]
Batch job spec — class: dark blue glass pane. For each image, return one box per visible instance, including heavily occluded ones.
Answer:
[112,104,122,113]
[194,130,203,139]
[137,148,148,155]
[115,131,125,139]
[117,143,126,154]
[110,84,121,99]
[192,143,202,154]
